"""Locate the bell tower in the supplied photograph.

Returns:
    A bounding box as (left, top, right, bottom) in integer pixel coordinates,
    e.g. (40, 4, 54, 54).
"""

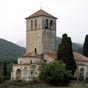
(26, 9, 57, 54)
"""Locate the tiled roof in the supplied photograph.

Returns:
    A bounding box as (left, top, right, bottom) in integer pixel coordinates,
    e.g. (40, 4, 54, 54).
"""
(13, 64, 29, 66)
(26, 9, 57, 19)
(44, 52, 57, 59)
(44, 52, 88, 62)
(13, 62, 42, 66)
(19, 53, 42, 58)
(73, 52, 88, 62)
(19, 52, 88, 62)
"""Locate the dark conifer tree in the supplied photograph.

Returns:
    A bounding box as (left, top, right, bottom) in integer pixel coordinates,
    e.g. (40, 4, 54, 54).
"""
(57, 33, 76, 75)
(83, 35, 88, 57)
(3, 61, 7, 79)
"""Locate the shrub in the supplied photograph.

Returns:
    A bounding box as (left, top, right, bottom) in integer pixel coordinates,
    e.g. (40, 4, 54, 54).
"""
(39, 61, 72, 86)
(9, 80, 30, 86)
(31, 77, 41, 84)
(0, 75, 5, 84)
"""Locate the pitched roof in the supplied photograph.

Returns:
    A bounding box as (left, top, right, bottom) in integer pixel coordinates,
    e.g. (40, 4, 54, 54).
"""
(13, 64, 29, 66)
(44, 52, 57, 59)
(13, 62, 42, 66)
(73, 52, 88, 62)
(19, 53, 42, 58)
(26, 9, 57, 19)
(44, 52, 88, 62)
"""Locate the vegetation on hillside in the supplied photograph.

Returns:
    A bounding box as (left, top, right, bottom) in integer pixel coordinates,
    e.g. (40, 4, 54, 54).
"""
(0, 39, 25, 62)
(0, 38, 25, 57)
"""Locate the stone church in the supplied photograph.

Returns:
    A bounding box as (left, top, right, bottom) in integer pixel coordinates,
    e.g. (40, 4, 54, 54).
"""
(11, 9, 88, 81)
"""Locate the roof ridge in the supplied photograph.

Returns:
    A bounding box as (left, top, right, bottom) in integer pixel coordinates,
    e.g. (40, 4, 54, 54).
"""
(26, 9, 57, 19)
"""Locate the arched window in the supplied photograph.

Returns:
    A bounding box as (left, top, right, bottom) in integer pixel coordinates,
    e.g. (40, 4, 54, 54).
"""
(45, 19, 48, 29)
(50, 20, 53, 30)
(16, 69, 21, 79)
(30, 64, 36, 70)
(35, 20, 37, 29)
(31, 20, 33, 30)
(79, 67, 84, 80)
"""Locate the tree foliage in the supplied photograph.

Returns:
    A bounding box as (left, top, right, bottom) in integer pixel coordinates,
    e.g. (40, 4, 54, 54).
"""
(3, 61, 7, 79)
(0, 75, 5, 84)
(83, 34, 88, 57)
(39, 61, 72, 86)
(7, 63, 13, 79)
(57, 33, 76, 75)
(56, 37, 83, 54)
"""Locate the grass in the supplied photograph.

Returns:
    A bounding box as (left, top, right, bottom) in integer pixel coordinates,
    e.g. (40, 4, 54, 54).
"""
(19, 87, 88, 88)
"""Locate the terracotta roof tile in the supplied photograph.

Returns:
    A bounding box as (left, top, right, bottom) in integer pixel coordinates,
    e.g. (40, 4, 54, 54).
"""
(73, 52, 88, 62)
(44, 52, 57, 59)
(44, 52, 88, 62)
(13, 62, 42, 66)
(26, 9, 57, 19)
(19, 53, 42, 58)
(13, 64, 29, 66)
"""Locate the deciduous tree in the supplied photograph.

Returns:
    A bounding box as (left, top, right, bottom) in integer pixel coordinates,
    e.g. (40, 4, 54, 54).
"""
(39, 61, 72, 86)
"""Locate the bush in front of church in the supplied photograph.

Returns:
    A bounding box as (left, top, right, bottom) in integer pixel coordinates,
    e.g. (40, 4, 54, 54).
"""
(39, 61, 72, 86)
(0, 75, 5, 84)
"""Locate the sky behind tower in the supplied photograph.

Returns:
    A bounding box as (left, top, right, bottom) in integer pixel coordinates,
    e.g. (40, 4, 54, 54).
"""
(0, 0, 88, 45)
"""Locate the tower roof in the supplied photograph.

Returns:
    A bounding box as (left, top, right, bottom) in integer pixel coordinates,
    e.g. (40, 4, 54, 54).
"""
(26, 9, 57, 19)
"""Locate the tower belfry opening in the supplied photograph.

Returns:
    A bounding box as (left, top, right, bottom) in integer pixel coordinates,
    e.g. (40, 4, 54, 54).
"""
(45, 19, 48, 29)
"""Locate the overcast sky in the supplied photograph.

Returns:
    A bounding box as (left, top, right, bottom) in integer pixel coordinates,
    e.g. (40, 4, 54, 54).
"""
(0, 0, 88, 44)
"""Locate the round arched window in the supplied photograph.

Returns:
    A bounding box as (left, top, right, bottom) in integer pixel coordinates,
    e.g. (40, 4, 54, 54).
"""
(45, 19, 48, 29)
(50, 20, 53, 30)
(16, 69, 21, 79)
(30, 64, 36, 70)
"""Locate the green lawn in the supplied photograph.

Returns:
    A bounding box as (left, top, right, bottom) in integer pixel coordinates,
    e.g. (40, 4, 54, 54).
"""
(19, 87, 88, 88)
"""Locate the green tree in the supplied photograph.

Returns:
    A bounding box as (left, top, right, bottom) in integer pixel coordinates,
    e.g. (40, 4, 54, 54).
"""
(83, 35, 88, 57)
(0, 75, 5, 84)
(7, 63, 13, 79)
(3, 61, 7, 79)
(39, 61, 72, 86)
(57, 33, 76, 75)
